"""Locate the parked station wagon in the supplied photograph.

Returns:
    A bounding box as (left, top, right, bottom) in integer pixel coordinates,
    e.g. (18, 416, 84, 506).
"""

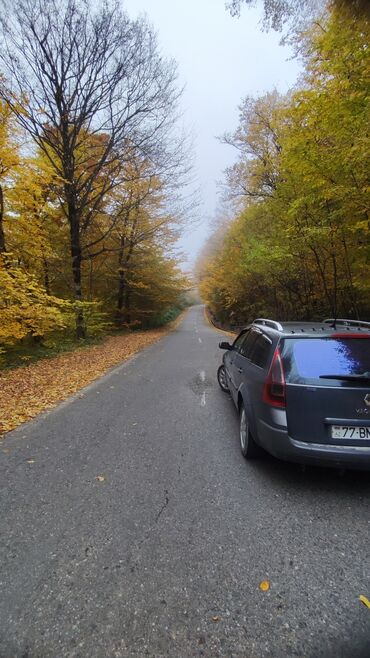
(218, 318, 370, 469)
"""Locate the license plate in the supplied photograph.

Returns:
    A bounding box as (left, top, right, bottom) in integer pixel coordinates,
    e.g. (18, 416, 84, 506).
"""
(331, 425, 370, 440)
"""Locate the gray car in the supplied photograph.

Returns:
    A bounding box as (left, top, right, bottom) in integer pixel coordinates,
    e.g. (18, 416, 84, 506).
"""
(218, 318, 370, 469)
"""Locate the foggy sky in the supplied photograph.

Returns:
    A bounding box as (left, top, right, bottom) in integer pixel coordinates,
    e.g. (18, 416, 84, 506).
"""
(123, 0, 301, 268)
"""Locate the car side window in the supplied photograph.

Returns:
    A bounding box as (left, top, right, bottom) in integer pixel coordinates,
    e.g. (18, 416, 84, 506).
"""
(239, 330, 258, 358)
(249, 333, 272, 368)
(233, 330, 248, 352)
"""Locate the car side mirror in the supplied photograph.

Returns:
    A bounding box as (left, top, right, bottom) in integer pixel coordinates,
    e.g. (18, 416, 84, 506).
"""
(219, 341, 232, 350)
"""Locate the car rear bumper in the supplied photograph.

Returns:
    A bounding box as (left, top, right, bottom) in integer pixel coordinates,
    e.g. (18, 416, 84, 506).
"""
(258, 420, 370, 470)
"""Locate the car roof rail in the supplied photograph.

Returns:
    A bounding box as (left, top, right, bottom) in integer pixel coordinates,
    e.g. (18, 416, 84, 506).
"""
(323, 318, 370, 329)
(253, 318, 283, 331)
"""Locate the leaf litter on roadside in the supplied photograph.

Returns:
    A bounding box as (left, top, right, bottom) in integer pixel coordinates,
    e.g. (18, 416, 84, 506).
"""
(0, 324, 178, 438)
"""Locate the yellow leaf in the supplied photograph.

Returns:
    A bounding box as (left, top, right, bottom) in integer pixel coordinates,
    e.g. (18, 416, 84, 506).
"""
(359, 595, 370, 610)
(26, 458, 35, 464)
(211, 615, 222, 623)
(96, 475, 105, 482)
(259, 580, 270, 592)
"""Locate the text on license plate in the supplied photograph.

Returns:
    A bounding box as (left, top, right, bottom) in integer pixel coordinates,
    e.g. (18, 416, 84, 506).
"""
(331, 425, 370, 440)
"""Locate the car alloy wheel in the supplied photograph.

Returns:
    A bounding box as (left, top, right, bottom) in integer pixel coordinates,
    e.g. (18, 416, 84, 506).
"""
(240, 406, 248, 453)
(217, 364, 229, 393)
(239, 403, 260, 459)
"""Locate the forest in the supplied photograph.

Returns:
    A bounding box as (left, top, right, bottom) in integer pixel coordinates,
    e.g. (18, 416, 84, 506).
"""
(197, 3, 370, 327)
(0, 0, 191, 364)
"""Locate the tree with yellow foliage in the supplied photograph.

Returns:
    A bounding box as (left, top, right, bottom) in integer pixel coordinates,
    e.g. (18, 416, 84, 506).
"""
(200, 3, 370, 325)
(0, 0, 182, 338)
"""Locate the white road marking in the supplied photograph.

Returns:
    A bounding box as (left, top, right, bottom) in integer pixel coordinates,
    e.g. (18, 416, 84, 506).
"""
(198, 337, 202, 344)
(200, 370, 205, 382)
(200, 392, 206, 407)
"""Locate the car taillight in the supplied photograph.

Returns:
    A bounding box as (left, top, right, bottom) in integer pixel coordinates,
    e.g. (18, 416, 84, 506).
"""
(263, 348, 286, 408)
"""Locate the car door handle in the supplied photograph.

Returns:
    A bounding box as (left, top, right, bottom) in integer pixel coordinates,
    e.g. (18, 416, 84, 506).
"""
(237, 367, 243, 374)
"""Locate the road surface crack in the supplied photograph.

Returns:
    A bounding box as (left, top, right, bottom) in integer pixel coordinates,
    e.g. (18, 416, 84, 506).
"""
(126, 488, 170, 572)
(155, 488, 169, 523)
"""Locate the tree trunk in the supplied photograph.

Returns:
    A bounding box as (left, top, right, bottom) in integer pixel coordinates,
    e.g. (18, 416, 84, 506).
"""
(308, 243, 335, 316)
(88, 259, 93, 301)
(116, 235, 125, 323)
(0, 184, 6, 254)
(341, 232, 359, 318)
(43, 256, 51, 295)
(125, 285, 131, 326)
(67, 194, 85, 339)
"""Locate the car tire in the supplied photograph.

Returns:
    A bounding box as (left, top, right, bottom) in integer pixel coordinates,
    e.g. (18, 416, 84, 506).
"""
(217, 365, 229, 393)
(239, 403, 260, 459)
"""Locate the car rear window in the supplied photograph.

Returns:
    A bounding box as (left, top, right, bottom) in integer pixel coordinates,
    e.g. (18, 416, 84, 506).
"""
(281, 336, 370, 385)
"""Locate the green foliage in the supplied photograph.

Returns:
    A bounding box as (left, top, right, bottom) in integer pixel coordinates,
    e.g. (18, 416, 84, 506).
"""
(143, 293, 191, 328)
(199, 5, 370, 325)
(145, 305, 183, 329)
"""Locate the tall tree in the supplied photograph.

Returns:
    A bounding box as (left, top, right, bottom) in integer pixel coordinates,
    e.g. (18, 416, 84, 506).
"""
(0, 0, 181, 337)
(0, 98, 19, 255)
(200, 3, 370, 324)
(221, 91, 284, 202)
(226, 0, 370, 42)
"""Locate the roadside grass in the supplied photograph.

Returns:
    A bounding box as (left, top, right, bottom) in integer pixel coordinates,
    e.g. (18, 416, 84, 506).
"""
(0, 313, 185, 438)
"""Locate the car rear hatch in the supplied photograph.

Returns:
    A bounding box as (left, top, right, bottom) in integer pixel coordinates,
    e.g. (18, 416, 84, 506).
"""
(280, 333, 370, 446)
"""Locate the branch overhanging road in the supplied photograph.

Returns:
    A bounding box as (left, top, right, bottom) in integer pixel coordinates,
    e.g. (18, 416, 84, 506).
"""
(1, 305, 370, 658)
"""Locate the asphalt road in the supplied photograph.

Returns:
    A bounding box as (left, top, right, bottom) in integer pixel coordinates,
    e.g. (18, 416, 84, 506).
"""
(1, 305, 370, 658)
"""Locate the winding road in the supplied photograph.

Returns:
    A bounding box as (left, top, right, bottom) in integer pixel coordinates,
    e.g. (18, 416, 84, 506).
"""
(1, 305, 370, 657)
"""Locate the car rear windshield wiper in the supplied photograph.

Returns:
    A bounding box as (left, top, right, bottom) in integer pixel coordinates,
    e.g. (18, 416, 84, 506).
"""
(319, 372, 370, 382)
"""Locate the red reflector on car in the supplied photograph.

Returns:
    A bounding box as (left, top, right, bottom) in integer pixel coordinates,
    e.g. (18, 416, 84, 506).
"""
(263, 348, 286, 408)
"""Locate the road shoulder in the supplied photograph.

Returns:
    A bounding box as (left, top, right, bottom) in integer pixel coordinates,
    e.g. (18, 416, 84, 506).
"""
(0, 313, 186, 438)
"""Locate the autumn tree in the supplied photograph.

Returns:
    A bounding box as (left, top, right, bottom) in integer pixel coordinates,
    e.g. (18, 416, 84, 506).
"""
(227, 0, 321, 31)
(0, 256, 70, 345)
(275, 3, 370, 316)
(221, 91, 284, 202)
(0, 97, 19, 255)
(226, 0, 369, 31)
(200, 3, 370, 325)
(0, 0, 182, 338)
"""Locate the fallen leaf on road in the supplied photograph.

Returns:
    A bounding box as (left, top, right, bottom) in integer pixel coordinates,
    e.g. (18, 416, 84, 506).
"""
(359, 595, 370, 609)
(259, 580, 270, 592)
(96, 475, 105, 482)
(211, 615, 222, 623)
(26, 459, 35, 464)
